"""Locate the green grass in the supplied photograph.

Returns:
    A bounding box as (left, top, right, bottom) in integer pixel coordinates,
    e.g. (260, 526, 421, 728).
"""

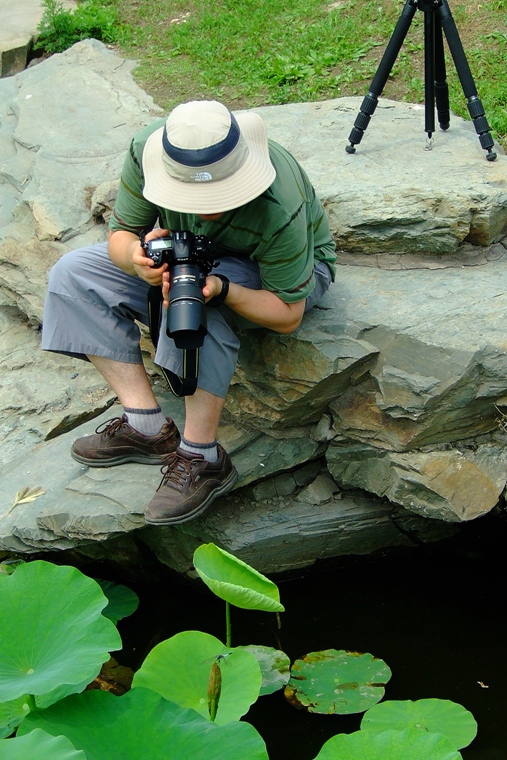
(109, 0, 506, 149)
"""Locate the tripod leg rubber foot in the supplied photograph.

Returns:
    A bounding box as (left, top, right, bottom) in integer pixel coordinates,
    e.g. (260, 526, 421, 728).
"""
(345, 144, 356, 154)
(486, 151, 497, 162)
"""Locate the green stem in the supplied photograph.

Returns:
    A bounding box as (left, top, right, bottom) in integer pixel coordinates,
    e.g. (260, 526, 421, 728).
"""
(26, 694, 37, 712)
(225, 601, 231, 648)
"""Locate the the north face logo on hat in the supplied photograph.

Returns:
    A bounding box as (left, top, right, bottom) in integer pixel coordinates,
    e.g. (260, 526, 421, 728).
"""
(191, 171, 213, 182)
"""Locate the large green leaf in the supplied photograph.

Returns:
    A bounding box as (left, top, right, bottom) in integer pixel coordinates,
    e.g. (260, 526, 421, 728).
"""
(0, 560, 121, 703)
(361, 699, 477, 750)
(193, 543, 284, 612)
(238, 645, 291, 696)
(314, 728, 463, 759)
(20, 687, 269, 760)
(132, 630, 262, 724)
(0, 729, 86, 759)
(285, 649, 392, 715)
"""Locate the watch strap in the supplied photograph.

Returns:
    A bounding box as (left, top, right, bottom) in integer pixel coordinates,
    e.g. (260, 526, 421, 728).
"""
(207, 274, 230, 308)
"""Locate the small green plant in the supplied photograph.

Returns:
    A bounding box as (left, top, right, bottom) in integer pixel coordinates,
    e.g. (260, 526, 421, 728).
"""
(193, 542, 285, 647)
(35, 0, 125, 56)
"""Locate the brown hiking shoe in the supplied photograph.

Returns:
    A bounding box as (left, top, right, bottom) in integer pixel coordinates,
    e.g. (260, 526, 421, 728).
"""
(71, 415, 180, 467)
(144, 444, 238, 525)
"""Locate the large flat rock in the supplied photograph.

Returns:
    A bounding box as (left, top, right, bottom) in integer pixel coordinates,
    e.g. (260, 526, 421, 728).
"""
(256, 98, 507, 254)
(3, 247, 507, 570)
(0, 396, 457, 574)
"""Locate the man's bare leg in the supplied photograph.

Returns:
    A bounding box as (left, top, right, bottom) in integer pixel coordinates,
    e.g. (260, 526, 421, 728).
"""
(183, 387, 225, 443)
(87, 355, 159, 409)
(86, 355, 170, 437)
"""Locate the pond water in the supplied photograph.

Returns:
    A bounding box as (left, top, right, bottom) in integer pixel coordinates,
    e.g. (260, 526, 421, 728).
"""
(115, 510, 507, 760)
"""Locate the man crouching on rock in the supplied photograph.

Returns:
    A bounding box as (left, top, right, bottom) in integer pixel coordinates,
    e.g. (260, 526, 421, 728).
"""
(41, 100, 336, 526)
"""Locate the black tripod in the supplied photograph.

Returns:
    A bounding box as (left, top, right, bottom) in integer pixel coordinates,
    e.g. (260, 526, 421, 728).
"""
(345, 0, 497, 161)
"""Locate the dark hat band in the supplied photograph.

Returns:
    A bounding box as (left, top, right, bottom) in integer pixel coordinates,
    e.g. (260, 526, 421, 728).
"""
(162, 112, 241, 167)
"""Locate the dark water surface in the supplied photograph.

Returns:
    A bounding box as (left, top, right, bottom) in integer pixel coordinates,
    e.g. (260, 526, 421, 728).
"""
(116, 512, 507, 760)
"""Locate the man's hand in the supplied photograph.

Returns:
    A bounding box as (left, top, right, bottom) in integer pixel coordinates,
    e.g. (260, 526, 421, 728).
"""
(162, 272, 223, 310)
(108, 228, 170, 283)
(133, 229, 170, 285)
(203, 275, 226, 303)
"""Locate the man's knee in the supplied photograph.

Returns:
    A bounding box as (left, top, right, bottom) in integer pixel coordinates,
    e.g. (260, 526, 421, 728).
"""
(47, 244, 106, 291)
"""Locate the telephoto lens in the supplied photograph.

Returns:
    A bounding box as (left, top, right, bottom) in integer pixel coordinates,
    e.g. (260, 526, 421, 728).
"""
(166, 231, 214, 349)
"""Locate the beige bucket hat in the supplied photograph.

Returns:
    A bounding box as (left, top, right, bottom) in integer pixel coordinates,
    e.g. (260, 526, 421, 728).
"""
(142, 100, 276, 214)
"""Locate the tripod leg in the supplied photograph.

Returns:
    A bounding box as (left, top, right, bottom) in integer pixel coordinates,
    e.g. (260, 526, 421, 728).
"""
(346, 0, 417, 154)
(424, 9, 435, 139)
(437, 0, 497, 160)
(434, 16, 450, 130)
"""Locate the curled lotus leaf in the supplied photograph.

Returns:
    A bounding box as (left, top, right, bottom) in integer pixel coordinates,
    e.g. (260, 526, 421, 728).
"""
(285, 649, 392, 715)
(96, 579, 139, 624)
(193, 543, 284, 612)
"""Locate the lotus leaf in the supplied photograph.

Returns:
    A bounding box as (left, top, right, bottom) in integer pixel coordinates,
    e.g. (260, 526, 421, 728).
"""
(193, 543, 284, 612)
(0, 560, 121, 704)
(361, 698, 477, 749)
(0, 728, 86, 759)
(132, 630, 262, 724)
(20, 687, 269, 759)
(285, 649, 392, 715)
(239, 645, 291, 696)
(313, 727, 463, 759)
(96, 579, 139, 624)
(0, 696, 30, 739)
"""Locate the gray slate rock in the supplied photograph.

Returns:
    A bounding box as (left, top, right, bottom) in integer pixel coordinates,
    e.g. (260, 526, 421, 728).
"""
(256, 99, 507, 253)
(0, 39, 161, 322)
(0, 308, 115, 468)
(0, 398, 455, 571)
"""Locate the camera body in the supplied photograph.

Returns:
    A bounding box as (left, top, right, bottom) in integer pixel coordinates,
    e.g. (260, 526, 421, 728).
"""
(143, 230, 214, 270)
(141, 230, 216, 350)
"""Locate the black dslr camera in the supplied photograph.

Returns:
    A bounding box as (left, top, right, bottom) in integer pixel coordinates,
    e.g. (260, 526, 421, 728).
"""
(141, 230, 215, 350)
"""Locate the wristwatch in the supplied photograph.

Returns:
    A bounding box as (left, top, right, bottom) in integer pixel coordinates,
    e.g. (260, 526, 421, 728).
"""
(207, 274, 230, 308)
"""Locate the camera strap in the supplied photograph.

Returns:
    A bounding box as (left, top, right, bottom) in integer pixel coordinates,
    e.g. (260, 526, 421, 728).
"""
(147, 286, 199, 397)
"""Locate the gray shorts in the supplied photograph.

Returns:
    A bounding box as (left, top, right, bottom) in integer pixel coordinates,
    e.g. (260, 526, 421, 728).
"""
(42, 242, 332, 398)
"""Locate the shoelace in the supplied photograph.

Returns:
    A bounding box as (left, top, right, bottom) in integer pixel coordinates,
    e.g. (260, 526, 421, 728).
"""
(158, 452, 201, 492)
(95, 417, 128, 437)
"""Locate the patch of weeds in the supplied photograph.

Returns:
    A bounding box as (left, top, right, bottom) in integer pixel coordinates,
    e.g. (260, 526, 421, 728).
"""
(35, 0, 128, 56)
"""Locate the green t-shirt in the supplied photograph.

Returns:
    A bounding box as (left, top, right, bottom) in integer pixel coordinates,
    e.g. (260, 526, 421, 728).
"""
(110, 118, 336, 303)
